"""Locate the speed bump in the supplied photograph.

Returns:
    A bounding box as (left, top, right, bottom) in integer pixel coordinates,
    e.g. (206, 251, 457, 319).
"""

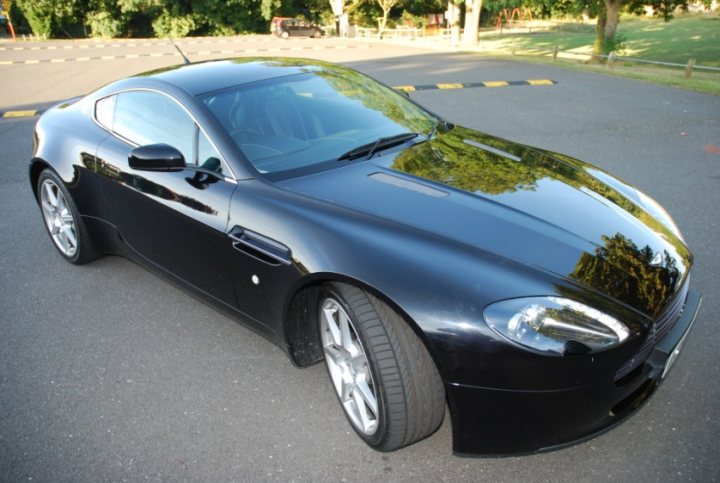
(1, 110, 40, 118)
(436, 83, 464, 89)
(395, 80, 556, 92)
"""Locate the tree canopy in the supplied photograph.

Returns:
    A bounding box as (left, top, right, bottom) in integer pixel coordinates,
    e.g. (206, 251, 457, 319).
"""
(12, 0, 327, 37)
(9, 0, 714, 40)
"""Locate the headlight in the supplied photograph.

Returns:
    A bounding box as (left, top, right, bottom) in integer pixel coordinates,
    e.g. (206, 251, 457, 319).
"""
(484, 297, 630, 356)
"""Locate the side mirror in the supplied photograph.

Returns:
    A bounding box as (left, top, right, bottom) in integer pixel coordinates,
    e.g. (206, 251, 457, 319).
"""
(128, 144, 185, 171)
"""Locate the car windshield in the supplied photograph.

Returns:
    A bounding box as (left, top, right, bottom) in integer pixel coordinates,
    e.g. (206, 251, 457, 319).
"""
(201, 68, 437, 176)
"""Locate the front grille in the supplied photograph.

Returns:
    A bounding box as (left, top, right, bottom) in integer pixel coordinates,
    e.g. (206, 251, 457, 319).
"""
(615, 277, 690, 381)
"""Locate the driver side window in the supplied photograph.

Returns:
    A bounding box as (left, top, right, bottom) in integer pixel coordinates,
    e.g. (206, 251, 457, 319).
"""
(96, 90, 224, 175)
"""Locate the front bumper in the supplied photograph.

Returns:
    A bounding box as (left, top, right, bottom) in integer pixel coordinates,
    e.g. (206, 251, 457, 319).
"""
(447, 289, 702, 456)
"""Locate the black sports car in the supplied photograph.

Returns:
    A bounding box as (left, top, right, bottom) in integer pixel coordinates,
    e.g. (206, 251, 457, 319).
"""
(30, 58, 701, 455)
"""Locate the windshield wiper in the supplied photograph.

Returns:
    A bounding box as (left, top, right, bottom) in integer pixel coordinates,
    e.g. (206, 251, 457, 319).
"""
(337, 132, 419, 161)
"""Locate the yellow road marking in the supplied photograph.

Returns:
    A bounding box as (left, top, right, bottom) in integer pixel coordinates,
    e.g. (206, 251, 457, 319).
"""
(436, 83, 464, 89)
(126, 54, 139, 58)
(527, 79, 554, 86)
(0, 60, 13, 65)
(395, 85, 416, 92)
(3, 110, 37, 118)
(483, 81, 509, 87)
(150, 52, 163, 57)
(50, 58, 66, 63)
(24, 60, 40, 64)
(101, 55, 115, 60)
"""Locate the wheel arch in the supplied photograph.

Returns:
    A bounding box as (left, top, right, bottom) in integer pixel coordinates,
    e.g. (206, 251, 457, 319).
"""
(29, 158, 53, 200)
(282, 272, 448, 381)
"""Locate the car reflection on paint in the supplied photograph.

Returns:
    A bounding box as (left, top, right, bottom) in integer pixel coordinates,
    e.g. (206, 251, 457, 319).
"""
(29, 58, 701, 455)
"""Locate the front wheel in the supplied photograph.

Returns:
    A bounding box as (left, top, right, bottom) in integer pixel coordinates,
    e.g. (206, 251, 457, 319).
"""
(280, 31, 289, 39)
(319, 282, 445, 451)
(37, 169, 99, 265)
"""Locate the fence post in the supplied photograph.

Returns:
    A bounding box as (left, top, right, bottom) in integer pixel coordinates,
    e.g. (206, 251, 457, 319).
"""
(552, 45, 558, 62)
(606, 51, 616, 69)
(684, 58, 696, 79)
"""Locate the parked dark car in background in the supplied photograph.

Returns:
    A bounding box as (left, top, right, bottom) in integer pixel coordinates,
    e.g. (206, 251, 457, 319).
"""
(29, 58, 701, 455)
(275, 19, 324, 38)
(269, 16, 291, 34)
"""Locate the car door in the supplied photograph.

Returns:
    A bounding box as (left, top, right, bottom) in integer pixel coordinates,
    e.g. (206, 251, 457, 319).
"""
(299, 21, 313, 36)
(93, 90, 239, 308)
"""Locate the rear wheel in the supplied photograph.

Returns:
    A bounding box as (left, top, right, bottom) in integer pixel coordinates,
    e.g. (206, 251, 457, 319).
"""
(318, 282, 445, 451)
(37, 169, 99, 265)
(312, 30, 322, 39)
(281, 31, 289, 39)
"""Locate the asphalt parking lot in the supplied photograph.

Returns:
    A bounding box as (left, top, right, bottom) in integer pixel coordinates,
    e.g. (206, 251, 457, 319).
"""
(1, 35, 719, 481)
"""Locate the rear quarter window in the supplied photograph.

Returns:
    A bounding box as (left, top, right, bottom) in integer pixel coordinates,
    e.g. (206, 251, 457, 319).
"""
(95, 95, 116, 130)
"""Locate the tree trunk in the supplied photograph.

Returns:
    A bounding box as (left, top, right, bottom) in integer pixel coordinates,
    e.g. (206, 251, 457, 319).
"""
(603, 0, 622, 39)
(592, 11, 607, 56)
(330, 0, 343, 35)
(379, 8, 389, 38)
(462, 0, 483, 47)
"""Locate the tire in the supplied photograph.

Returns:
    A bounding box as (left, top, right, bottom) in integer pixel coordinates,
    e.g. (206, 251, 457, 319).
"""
(312, 30, 322, 39)
(318, 282, 445, 451)
(281, 31, 289, 39)
(37, 169, 99, 265)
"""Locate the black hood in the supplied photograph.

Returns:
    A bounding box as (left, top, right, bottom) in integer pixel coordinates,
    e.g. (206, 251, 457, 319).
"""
(279, 126, 692, 318)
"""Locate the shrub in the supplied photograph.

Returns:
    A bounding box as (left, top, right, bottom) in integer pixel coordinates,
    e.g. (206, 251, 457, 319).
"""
(87, 11, 123, 38)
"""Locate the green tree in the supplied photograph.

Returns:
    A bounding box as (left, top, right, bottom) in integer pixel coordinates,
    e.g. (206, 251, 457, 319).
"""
(16, 0, 87, 37)
(377, 0, 402, 37)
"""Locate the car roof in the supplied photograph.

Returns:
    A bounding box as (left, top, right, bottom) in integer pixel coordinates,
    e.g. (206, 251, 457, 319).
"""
(134, 58, 328, 97)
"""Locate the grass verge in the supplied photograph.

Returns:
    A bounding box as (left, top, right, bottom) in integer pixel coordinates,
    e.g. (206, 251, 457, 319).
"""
(472, 15, 720, 95)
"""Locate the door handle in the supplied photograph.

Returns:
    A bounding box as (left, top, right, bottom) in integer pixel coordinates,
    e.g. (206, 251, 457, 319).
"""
(228, 226, 292, 266)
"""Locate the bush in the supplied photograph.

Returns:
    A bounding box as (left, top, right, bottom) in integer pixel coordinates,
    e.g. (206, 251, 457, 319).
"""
(152, 13, 196, 38)
(602, 33, 627, 55)
(87, 11, 123, 38)
(401, 11, 428, 28)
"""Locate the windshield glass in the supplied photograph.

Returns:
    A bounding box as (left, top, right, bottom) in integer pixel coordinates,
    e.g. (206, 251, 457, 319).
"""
(201, 69, 437, 176)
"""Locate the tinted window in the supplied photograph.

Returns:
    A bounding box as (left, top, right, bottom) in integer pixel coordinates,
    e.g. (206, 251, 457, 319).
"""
(198, 129, 223, 174)
(95, 95, 116, 130)
(202, 70, 436, 176)
(113, 91, 195, 164)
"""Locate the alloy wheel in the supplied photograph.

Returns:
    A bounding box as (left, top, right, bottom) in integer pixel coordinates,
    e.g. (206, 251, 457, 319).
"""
(320, 297, 379, 436)
(40, 179, 78, 257)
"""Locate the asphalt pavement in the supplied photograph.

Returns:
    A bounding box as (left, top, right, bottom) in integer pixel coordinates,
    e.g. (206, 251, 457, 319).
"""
(1, 35, 719, 481)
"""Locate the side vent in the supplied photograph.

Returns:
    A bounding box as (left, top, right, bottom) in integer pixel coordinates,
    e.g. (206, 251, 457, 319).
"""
(369, 172, 448, 198)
